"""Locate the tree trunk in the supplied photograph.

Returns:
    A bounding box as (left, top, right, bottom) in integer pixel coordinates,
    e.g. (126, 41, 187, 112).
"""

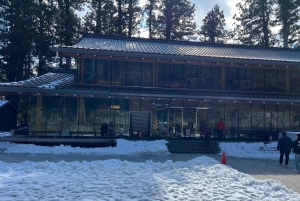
(96, 0, 102, 34)
(165, 0, 171, 40)
(149, 0, 153, 38)
(128, 0, 133, 37)
(118, 0, 122, 36)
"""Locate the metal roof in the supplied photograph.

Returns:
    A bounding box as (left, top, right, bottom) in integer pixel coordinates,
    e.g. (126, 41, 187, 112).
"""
(59, 34, 300, 63)
(0, 72, 74, 89)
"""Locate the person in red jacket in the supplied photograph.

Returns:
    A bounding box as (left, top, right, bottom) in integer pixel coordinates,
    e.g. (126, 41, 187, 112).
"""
(216, 119, 225, 140)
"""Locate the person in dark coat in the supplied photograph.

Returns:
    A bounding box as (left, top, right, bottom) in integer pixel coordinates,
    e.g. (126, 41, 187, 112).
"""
(216, 119, 225, 140)
(277, 131, 293, 167)
(292, 133, 300, 173)
(202, 124, 211, 145)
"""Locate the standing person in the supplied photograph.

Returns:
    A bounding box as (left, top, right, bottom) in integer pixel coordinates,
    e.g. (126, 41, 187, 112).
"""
(277, 131, 293, 167)
(216, 119, 225, 140)
(108, 122, 114, 136)
(202, 124, 211, 145)
(292, 133, 300, 173)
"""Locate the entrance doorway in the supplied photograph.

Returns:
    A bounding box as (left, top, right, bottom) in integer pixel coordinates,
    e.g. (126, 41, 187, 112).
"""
(169, 107, 210, 137)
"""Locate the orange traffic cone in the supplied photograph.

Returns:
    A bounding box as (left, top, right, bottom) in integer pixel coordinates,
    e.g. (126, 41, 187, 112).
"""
(221, 152, 226, 165)
(269, 133, 272, 141)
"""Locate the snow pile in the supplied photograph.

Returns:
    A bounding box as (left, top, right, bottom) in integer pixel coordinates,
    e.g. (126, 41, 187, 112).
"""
(0, 157, 299, 201)
(1, 139, 170, 156)
(219, 141, 284, 160)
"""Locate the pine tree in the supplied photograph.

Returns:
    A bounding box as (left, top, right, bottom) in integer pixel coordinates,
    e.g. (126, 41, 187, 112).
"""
(116, 0, 142, 37)
(155, 0, 197, 40)
(274, 0, 300, 48)
(32, 0, 58, 76)
(199, 4, 226, 43)
(233, 0, 277, 46)
(55, 0, 84, 67)
(144, 0, 159, 38)
(82, 0, 118, 35)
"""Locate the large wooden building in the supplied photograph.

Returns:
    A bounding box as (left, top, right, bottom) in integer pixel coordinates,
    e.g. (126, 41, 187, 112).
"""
(1, 33, 300, 140)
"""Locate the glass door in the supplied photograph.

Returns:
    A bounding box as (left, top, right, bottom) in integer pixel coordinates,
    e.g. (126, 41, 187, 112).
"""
(196, 108, 210, 137)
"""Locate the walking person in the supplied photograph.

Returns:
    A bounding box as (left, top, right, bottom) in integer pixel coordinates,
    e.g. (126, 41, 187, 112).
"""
(292, 133, 300, 173)
(277, 131, 293, 167)
(202, 124, 211, 145)
(216, 119, 225, 140)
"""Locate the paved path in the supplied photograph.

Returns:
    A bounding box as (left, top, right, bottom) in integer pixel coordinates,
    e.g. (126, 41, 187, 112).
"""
(0, 151, 299, 194)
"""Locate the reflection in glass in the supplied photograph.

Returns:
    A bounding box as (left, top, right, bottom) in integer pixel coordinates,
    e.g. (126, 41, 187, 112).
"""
(225, 103, 238, 138)
(252, 104, 264, 129)
(253, 69, 264, 91)
(289, 105, 300, 131)
(278, 105, 289, 131)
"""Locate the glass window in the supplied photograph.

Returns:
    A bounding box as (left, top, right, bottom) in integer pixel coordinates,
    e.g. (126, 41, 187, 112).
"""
(190, 65, 198, 89)
(84, 58, 96, 84)
(211, 66, 221, 90)
(45, 96, 63, 132)
(278, 105, 289, 131)
(224, 103, 238, 138)
(239, 68, 252, 91)
(141, 62, 153, 87)
(105, 60, 112, 85)
(210, 102, 224, 130)
(238, 103, 251, 131)
(182, 65, 191, 88)
(96, 59, 105, 84)
(278, 70, 286, 92)
(157, 63, 164, 87)
(79, 98, 96, 133)
(95, 98, 111, 133)
(172, 64, 183, 88)
(198, 66, 211, 89)
(290, 70, 300, 93)
(265, 69, 278, 92)
(265, 104, 277, 134)
(226, 67, 238, 90)
(289, 105, 300, 131)
(253, 69, 264, 91)
(252, 104, 264, 130)
(63, 97, 78, 133)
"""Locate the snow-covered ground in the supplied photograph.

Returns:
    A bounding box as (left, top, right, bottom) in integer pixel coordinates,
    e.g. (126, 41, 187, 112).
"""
(0, 133, 299, 201)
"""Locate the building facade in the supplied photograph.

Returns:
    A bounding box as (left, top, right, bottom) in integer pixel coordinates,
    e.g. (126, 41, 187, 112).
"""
(2, 34, 300, 140)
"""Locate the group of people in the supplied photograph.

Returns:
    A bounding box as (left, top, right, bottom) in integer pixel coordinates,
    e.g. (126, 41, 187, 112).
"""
(277, 132, 300, 173)
(100, 122, 115, 136)
(201, 119, 226, 145)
